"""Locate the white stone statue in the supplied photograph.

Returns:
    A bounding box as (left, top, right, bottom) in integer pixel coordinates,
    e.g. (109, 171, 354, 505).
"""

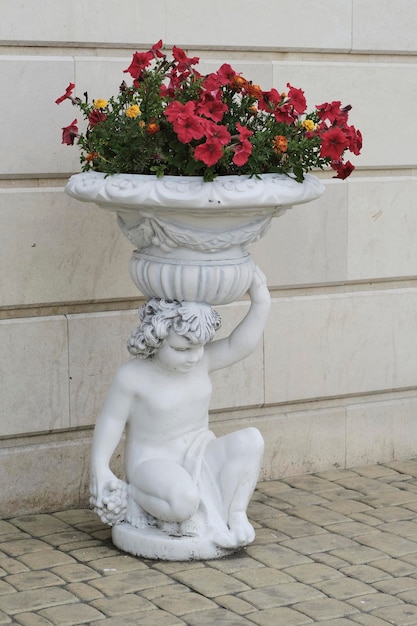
(89, 266, 271, 560)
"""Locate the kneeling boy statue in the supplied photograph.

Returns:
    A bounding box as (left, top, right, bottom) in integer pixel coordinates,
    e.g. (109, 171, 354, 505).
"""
(89, 266, 271, 560)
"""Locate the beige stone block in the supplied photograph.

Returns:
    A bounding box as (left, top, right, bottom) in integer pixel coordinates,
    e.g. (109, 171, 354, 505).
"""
(0, 56, 78, 176)
(0, 430, 125, 518)
(68, 310, 138, 428)
(265, 288, 417, 404)
(0, 316, 69, 436)
(0, 0, 165, 46)
(1, 0, 351, 51)
(73, 56, 130, 105)
(259, 409, 346, 479)
(251, 180, 347, 287)
(212, 408, 346, 480)
(0, 436, 90, 518)
(347, 177, 417, 281)
(353, 0, 417, 53)
(272, 61, 417, 169)
(0, 188, 138, 307)
(346, 396, 417, 468)
(210, 301, 265, 410)
(165, 0, 352, 51)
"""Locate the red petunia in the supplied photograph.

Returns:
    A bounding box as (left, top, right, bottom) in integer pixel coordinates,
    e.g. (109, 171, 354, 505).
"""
(236, 122, 253, 142)
(320, 127, 349, 160)
(332, 160, 355, 179)
(287, 83, 307, 114)
(151, 39, 165, 59)
(61, 119, 79, 145)
(232, 139, 252, 166)
(172, 46, 199, 71)
(346, 126, 363, 155)
(164, 100, 186, 122)
(194, 138, 224, 166)
(88, 110, 107, 126)
(258, 88, 281, 113)
(166, 101, 205, 143)
(124, 50, 153, 79)
(203, 120, 231, 145)
(203, 64, 235, 92)
(316, 101, 348, 124)
(55, 83, 75, 105)
(274, 102, 296, 125)
(197, 94, 228, 122)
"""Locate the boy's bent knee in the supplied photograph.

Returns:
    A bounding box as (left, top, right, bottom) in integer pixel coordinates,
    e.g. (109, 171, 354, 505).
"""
(166, 483, 199, 522)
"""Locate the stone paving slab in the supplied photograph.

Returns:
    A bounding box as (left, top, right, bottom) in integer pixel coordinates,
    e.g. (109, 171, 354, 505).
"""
(1, 459, 417, 625)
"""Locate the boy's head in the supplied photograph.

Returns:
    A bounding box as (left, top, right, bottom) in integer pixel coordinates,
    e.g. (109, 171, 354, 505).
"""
(128, 298, 222, 358)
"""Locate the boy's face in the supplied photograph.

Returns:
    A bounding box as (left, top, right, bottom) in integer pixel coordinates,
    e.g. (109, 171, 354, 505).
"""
(154, 329, 204, 373)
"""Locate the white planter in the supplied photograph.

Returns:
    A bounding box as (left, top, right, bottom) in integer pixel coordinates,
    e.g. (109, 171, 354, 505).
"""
(65, 171, 325, 304)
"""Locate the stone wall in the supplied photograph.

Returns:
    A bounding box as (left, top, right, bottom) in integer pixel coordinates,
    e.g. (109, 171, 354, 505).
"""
(1, 0, 417, 516)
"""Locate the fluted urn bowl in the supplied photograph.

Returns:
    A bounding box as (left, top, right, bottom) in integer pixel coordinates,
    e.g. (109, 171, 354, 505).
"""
(65, 172, 325, 305)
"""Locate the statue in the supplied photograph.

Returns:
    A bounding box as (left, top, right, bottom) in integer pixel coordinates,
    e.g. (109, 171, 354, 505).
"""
(89, 266, 271, 560)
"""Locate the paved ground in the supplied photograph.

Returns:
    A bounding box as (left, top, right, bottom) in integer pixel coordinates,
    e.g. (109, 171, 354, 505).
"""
(2, 459, 417, 625)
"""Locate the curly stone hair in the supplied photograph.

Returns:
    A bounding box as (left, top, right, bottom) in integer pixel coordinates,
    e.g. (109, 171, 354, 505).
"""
(127, 298, 222, 358)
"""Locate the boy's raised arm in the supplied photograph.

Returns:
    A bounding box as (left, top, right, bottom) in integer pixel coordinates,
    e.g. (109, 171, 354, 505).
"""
(205, 266, 271, 372)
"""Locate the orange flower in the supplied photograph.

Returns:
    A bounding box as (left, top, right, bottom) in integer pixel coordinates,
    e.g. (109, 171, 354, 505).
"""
(138, 120, 146, 128)
(273, 135, 288, 154)
(246, 83, 263, 99)
(85, 151, 99, 162)
(146, 122, 160, 135)
(230, 74, 248, 91)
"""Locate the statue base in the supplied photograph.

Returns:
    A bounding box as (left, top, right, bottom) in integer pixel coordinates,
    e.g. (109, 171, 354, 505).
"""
(112, 522, 237, 561)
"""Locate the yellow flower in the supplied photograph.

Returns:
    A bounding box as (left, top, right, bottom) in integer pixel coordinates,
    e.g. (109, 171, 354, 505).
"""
(126, 104, 141, 118)
(93, 99, 108, 109)
(302, 119, 315, 132)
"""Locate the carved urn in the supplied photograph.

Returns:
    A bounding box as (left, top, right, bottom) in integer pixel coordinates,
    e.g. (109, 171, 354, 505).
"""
(65, 171, 325, 304)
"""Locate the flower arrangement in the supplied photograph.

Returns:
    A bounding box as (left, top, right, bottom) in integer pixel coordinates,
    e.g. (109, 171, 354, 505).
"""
(56, 40, 362, 182)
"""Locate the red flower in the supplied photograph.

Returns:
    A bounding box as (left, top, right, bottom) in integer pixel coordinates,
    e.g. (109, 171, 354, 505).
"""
(316, 101, 350, 124)
(88, 110, 106, 126)
(61, 119, 79, 145)
(217, 63, 235, 82)
(258, 88, 282, 112)
(332, 160, 355, 179)
(233, 139, 252, 166)
(164, 100, 185, 122)
(166, 101, 205, 143)
(274, 102, 296, 125)
(197, 94, 228, 122)
(346, 126, 362, 155)
(151, 39, 165, 59)
(194, 138, 223, 166)
(203, 121, 231, 145)
(287, 83, 307, 114)
(236, 122, 252, 142)
(172, 46, 199, 71)
(203, 64, 237, 92)
(320, 127, 349, 160)
(124, 50, 153, 79)
(55, 83, 75, 105)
